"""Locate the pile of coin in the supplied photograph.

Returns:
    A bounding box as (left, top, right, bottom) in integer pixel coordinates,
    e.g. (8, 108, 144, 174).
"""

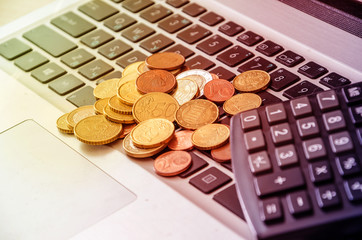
(57, 52, 270, 177)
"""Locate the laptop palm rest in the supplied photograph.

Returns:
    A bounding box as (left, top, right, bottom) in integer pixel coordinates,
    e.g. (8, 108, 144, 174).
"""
(0, 119, 136, 240)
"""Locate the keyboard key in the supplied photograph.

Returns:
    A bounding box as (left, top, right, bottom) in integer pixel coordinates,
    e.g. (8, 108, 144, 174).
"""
(31, 62, 66, 83)
(199, 11, 224, 26)
(177, 24, 212, 44)
(322, 110, 346, 132)
(196, 35, 232, 55)
(290, 96, 312, 118)
(275, 144, 298, 167)
(51, 12, 96, 37)
(343, 82, 362, 104)
(48, 74, 85, 95)
(0, 38, 31, 60)
(98, 39, 132, 60)
(104, 13, 137, 32)
(179, 152, 208, 178)
(240, 109, 260, 131)
(78, 0, 118, 21)
(185, 55, 215, 70)
(336, 154, 361, 177)
(269, 68, 300, 91)
(140, 34, 174, 53)
(283, 80, 323, 99)
(237, 57, 277, 73)
(286, 190, 312, 215)
(213, 185, 245, 219)
(296, 116, 320, 139)
(315, 184, 340, 209)
(66, 86, 96, 107)
(349, 105, 362, 125)
(122, 23, 155, 42)
(158, 14, 192, 33)
(257, 91, 282, 106)
(23, 25, 77, 57)
(298, 61, 328, 79)
(116, 50, 148, 68)
(260, 197, 283, 222)
(248, 151, 271, 174)
(302, 138, 327, 160)
(216, 45, 253, 67)
(344, 177, 362, 202)
(265, 103, 287, 124)
(80, 29, 114, 49)
(256, 40, 283, 57)
(60, 48, 95, 68)
(320, 72, 351, 89)
(14, 51, 48, 72)
(329, 131, 353, 154)
(276, 50, 305, 67)
(209, 66, 235, 81)
(164, 44, 194, 58)
(218, 21, 244, 36)
(309, 160, 333, 183)
(189, 167, 231, 194)
(316, 90, 339, 111)
(357, 128, 362, 145)
(78, 59, 114, 80)
(98, 71, 122, 83)
(122, 0, 154, 13)
(254, 168, 305, 196)
(182, 3, 206, 17)
(166, 0, 189, 8)
(244, 129, 265, 153)
(270, 123, 293, 145)
(140, 4, 172, 23)
(237, 31, 263, 46)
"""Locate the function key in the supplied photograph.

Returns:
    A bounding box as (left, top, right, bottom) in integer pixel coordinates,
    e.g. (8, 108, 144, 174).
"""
(283, 80, 323, 99)
(248, 151, 272, 174)
(48, 74, 85, 96)
(322, 110, 346, 132)
(237, 31, 263, 46)
(270, 123, 293, 145)
(14, 51, 48, 72)
(275, 144, 298, 167)
(189, 167, 231, 193)
(216, 45, 254, 67)
(302, 138, 327, 160)
(199, 11, 224, 26)
(60, 48, 95, 69)
(218, 21, 244, 36)
(158, 14, 192, 33)
(344, 177, 362, 202)
(269, 68, 300, 91)
(244, 129, 266, 152)
(286, 190, 312, 216)
(164, 44, 194, 58)
(296, 116, 320, 139)
(80, 29, 114, 49)
(185, 55, 215, 70)
(329, 131, 354, 154)
(343, 82, 362, 104)
(31, 62, 66, 83)
(319, 72, 351, 89)
(140, 34, 174, 53)
(122, 0, 154, 13)
(196, 35, 232, 55)
(336, 154, 361, 177)
(166, 0, 189, 8)
(276, 50, 305, 67)
(121, 23, 155, 42)
(256, 40, 284, 57)
(265, 103, 287, 124)
(0, 38, 31, 60)
(315, 184, 340, 209)
(260, 197, 283, 222)
(349, 105, 362, 125)
(240, 109, 260, 131)
(309, 160, 333, 183)
(182, 3, 206, 17)
(209, 66, 236, 81)
(298, 61, 328, 79)
(290, 96, 312, 118)
(66, 86, 96, 107)
(177, 24, 212, 44)
(316, 90, 339, 111)
(78, 59, 113, 80)
(51, 12, 96, 38)
(104, 13, 137, 32)
(140, 4, 172, 23)
(237, 56, 277, 73)
(78, 1, 118, 21)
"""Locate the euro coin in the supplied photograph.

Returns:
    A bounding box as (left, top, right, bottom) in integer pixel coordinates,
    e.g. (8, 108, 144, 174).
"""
(123, 61, 144, 76)
(94, 98, 109, 115)
(223, 93, 262, 115)
(167, 130, 194, 151)
(123, 133, 167, 158)
(172, 78, 199, 105)
(176, 69, 213, 96)
(146, 52, 185, 70)
(191, 123, 230, 150)
(119, 123, 137, 139)
(104, 105, 135, 124)
(204, 79, 235, 103)
(66, 105, 96, 129)
(93, 78, 119, 99)
(233, 70, 270, 93)
(108, 95, 133, 114)
(117, 79, 143, 106)
(153, 151, 192, 176)
(117, 71, 139, 88)
(56, 113, 73, 134)
(211, 142, 231, 162)
(136, 70, 177, 94)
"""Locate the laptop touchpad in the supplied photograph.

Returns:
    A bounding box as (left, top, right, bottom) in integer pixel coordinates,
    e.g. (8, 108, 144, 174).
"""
(0, 120, 136, 240)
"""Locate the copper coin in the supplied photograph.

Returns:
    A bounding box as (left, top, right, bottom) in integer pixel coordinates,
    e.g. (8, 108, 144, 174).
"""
(211, 142, 231, 162)
(211, 73, 219, 79)
(153, 151, 192, 177)
(204, 79, 235, 103)
(119, 123, 137, 138)
(136, 70, 177, 94)
(167, 130, 194, 151)
(146, 52, 185, 70)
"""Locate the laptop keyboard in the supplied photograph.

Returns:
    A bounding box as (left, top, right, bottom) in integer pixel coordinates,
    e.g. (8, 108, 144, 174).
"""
(0, 0, 358, 237)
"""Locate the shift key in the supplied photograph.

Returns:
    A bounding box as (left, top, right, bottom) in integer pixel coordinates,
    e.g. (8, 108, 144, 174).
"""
(23, 25, 77, 57)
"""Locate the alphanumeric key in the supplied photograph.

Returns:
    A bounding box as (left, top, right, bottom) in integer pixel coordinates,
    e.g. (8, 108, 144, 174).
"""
(164, 44, 194, 58)
(0, 38, 31, 60)
(298, 61, 328, 79)
(104, 13, 137, 32)
(323, 110, 346, 132)
(216, 45, 253, 67)
(248, 151, 271, 174)
(260, 198, 283, 222)
(78, 59, 113, 80)
(320, 72, 351, 89)
(177, 24, 212, 44)
(218, 21, 244, 36)
(209, 66, 235, 81)
(66, 86, 96, 107)
(275, 144, 298, 167)
(182, 2, 206, 17)
(98, 39, 132, 60)
(266, 103, 287, 124)
(196, 35, 232, 55)
(122, 0, 154, 13)
(315, 184, 340, 209)
(14, 51, 48, 72)
(269, 68, 300, 91)
(283, 80, 323, 99)
(140, 4, 172, 23)
(158, 14, 192, 33)
(185, 55, 215, 70)
(60, 48, 95, 68)
(80, 29, 114, 48)
(302, 138, 327, 160)
(240, 109, 260, 131)
(237, 57, 276, 73)
(276, 50, 305, 67)
(78, 1, 118, 21)
(297, 116, 320, 139)
(256, 40, 283, 57)
(51, 12, 96, 37)
(270, 123, 293, 145)
(237, 31, 263, 46)
(316, 90, 339, 111)
(166, 0, 189, 8)
(344, 177, 362, 202)
(336, 154, 361, 177)
(329, 131, 354, 154)
(200, 11, 224, 26)
(286, 191, 312, 216)
(116, 50, 148, 68)
(309, 160, 333, 183)
(31, 62, 66, 83)
(121, 23, 155, 42)
(349, 105, 362, 125)
(290, 96, 312, 118)
(343, 82, 362, 104)
(257, 91, 282, 106)
(48, 74, 85, 95)
(140, 34, 174, 53)
(189, 167, 231, 193)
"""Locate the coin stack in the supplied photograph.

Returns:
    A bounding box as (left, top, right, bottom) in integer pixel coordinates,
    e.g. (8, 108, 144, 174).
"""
(57, 52, 270, 177)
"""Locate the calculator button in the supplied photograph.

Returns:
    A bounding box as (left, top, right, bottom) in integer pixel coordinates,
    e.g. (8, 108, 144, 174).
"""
(322, 110, 346, 132)
(336, 154, 361, 177)
(189, 167, 231, 193)
(244, 129, 265, 152)
(237, 31, 263, 46)
(260, 197, 283, 222)
(342, 82, 362, 104)
(286, 190, 312, 216)
(270, 123, 293, 145)
(283, 80, 323, 99)
(320, 72, 351, 89)
(329, 131, 353, 154)
(302, 138, 327, 160)
(265, 103, 287, 124)
(276, 50, 305, 67)
(275, 144, 298, 167)
(240, 109, 260, 131)
(316, 90, 339, 111)
(269, 68, 300, 92)
(349, 105, 362, 125)
(297, 116, 320, 139)
(254, 168, 305, 196)
(218, 21, 244, 36)
(290, 96, 312, 118)
(298, 61, 328, 79)
(315, 184, 340, 209)
(248, 151, 272, 174)
(309, 160, 333, 183)
(344, 177, 362, 202)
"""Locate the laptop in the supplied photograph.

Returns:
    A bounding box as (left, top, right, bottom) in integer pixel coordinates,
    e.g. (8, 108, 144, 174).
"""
(0, 0, 361, 239)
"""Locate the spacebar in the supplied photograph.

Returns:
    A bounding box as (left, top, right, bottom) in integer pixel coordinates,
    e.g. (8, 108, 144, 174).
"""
(23, 25, 77, 57)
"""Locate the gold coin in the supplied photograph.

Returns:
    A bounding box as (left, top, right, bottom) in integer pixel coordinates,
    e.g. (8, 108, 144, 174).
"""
(108, 95, 133, 114)
(117, 71, 139, 88)
(104, 105, 135, 124)
(123, 61, 144, 76)
(93, 78, 119, 99)
(56, 113, 73, 134)
(117, 80, 143, 106)
(175, 99, 219, 130)
(130, 118, 175, 148)
(94, 98, 109, 115)
(191, 123, 230, 150)
(172, 79, 199, 105)
(137, 61, 149, 74)
(66, 105, 96, 129)
(74, 115, 122, 145)
(233, 70, 270, 93)
(123, 134, 167, 158)
(132, 92, 179, 123)
(223, 93, 262, 115)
